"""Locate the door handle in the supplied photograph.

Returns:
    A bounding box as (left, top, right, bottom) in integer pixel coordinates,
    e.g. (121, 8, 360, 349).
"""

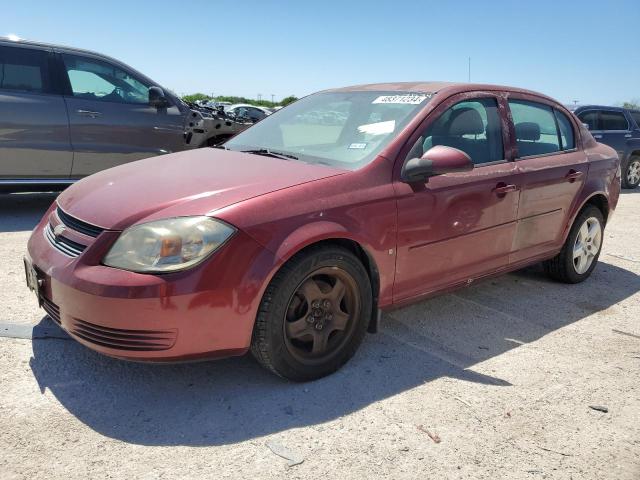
(76, 109, 102, 118)
(592, 134, 603, 139)
(493, 183, 518, 196)
(565, 170, 584, 182)
(625, 133, 633, 138)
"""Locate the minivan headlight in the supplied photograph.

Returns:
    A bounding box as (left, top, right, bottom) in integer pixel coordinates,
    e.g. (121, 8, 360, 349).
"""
(103, 217, 235, 273)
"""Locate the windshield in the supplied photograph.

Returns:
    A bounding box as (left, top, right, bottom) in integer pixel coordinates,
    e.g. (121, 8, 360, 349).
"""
(225, 91, 431, 170)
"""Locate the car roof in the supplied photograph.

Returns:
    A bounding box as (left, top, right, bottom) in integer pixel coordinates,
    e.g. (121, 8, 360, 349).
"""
(324, 81, 559, 102)
(574, 105, 627, 113)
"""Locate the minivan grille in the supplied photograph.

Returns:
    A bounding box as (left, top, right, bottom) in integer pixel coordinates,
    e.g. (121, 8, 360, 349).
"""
(56, 207, 105, 238)
(45, 224, 86, 257)
(70, 319, 177, 351)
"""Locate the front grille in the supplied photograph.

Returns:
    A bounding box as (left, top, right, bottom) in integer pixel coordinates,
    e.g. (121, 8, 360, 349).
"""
(45, 224, 86, 257)
(42, 297, 61, 325)
(56, 207, 105, 238)
(69, 319, 177, 351)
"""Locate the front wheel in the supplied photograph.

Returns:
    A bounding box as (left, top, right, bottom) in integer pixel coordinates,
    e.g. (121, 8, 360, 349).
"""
(251, 246, 372, 381)
(622, 155, 640, 189)
(543, 205, 604, 283)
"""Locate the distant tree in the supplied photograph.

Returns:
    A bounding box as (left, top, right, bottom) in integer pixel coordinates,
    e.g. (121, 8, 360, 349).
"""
(280, 95, 299, 106)
(182, 93, 212, 103)
(622, 100, 640, 110)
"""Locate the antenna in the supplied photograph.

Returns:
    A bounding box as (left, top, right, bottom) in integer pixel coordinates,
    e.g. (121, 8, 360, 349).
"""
(468, 57, 471, 82)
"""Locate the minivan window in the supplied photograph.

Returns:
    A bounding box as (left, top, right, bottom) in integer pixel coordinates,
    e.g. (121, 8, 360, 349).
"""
(554, 109, 575, 150)
(62, 54, 149, 104)
(600, 111, 629, 131)
(509, 100, 560, 157)
(405, 98, 504, 165)
(631, 112, 640, 129)
(0, 45, 51, 94)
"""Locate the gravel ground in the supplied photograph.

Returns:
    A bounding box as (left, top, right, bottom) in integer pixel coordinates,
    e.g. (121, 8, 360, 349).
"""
(1, 191, 639, 479)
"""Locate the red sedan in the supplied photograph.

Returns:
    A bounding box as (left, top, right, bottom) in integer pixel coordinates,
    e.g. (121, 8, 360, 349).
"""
(25, 82, 620, 381)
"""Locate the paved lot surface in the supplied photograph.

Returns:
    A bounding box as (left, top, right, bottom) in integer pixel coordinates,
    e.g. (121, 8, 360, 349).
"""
(1, 191, 639, 479)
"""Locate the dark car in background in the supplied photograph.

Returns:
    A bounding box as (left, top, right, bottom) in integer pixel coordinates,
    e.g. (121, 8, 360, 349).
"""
(0, 37, 250, 192)
(574, 105, 640, 189)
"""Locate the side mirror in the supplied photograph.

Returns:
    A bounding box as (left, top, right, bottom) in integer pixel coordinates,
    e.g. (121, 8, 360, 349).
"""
(149, 86, 169, 108)
(401, 145, 473, 183)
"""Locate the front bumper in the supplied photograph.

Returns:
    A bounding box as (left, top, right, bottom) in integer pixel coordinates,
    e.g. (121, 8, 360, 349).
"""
(26, 206, 277, 362)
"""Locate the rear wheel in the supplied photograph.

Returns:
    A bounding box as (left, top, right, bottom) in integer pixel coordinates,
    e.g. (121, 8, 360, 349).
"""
(543, 205, 604, 283)
(622, 155, 640, 189)
(251, 246, 372, 381)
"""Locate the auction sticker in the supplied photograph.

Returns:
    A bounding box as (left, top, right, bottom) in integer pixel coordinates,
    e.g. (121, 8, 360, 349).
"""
(372, 94, 429, 105)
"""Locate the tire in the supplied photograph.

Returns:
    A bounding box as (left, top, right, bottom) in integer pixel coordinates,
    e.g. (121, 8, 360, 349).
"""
(543, 205, 604, 283)
(251, 245, 372, 381)
(621, 155, 640, 189)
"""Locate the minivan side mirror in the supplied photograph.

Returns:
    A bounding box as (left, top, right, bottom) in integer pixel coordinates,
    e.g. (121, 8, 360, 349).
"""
(149, 86, 169, 108)
(401, 145, 474, 183)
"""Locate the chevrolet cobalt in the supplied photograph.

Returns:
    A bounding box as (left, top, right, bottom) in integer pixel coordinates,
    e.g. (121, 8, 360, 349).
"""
(25, 82, 620, 381)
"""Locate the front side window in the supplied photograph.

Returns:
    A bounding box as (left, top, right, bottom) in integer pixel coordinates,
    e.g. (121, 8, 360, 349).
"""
(0, 45, 51, 94)
(225, 91, 431, 170)
(509, 100, 560, 157)
(405, 98, 504, 165)
(600, 111, 629, 131)
(62, 54, 149, 104)
(554, 110, 575, 150)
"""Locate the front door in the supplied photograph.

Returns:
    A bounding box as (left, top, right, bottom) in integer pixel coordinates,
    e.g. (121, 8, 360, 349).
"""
(393, 94, 520, 302)
(507, 97, 587, 263)
(58, 52, 185, 177)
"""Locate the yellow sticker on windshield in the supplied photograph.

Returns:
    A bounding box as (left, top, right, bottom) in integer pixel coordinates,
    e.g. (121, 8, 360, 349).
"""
(372, 94, 428, 105)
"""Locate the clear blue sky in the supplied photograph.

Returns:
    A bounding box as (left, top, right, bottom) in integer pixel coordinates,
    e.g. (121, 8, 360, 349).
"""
(4, 0, 639, 105)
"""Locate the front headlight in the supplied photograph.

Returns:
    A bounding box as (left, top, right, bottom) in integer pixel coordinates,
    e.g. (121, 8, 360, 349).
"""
(103, 216, 236, 273)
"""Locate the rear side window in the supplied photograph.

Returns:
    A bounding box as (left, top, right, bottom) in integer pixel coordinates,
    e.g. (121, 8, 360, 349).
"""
(509, 100, 560, 157)
(554, 110, 575, 150)
(0, 45, 52, 94)
(600, 111, 629, 131)
(577, 110, 600, 130)
(631, 112, 640, 129)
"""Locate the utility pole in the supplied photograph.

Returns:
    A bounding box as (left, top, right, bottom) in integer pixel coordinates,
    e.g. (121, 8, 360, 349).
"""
(468, 57, 471, 82)
(257, 93, 262, 101)
(271, 94, 275, 103)
(573, 100, 579, 106)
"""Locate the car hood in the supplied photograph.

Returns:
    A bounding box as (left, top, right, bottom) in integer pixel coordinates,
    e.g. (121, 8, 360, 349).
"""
(57, 148, 345, 230)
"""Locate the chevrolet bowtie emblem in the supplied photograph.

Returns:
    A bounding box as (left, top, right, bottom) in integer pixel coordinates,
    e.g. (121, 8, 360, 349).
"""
(53, 224, 66, 238)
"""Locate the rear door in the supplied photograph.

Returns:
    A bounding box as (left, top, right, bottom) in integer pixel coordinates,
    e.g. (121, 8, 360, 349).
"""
(599, 109, 632, 159)
(58, 52, 186, 177)
(0, 43, 72, 179)
(507, 97, 587, 263)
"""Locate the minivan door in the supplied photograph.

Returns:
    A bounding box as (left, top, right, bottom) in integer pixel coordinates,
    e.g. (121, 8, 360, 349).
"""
(59, 52, 186, 178)
(0, 44, 72, 180)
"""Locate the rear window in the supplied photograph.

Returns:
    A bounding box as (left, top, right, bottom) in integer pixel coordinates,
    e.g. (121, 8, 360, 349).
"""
(600, 111, 629, 131)
(554, 110, 575, 150)
(0, 45, 52, 94)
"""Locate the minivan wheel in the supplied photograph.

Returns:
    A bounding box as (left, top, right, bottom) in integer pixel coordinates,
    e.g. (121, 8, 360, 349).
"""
(543, 205, 604, 283)
(622, 156, 640, 189)
(251, 246, 372, 381)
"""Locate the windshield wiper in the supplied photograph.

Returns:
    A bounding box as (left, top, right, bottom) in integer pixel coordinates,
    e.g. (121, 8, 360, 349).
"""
(240, 148, 298, 161)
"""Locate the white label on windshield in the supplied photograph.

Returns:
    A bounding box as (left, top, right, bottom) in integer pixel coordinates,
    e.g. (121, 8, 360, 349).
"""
(357, 120, 395, 135)
(349, 143, 367, 149)
(372, 94, 428, 105)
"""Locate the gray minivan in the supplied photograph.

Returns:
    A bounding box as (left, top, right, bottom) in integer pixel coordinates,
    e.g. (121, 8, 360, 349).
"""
(0, 37, 248, 191)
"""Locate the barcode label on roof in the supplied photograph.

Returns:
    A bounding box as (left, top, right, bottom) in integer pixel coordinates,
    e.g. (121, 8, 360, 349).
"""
(372, 94, 429, 105)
